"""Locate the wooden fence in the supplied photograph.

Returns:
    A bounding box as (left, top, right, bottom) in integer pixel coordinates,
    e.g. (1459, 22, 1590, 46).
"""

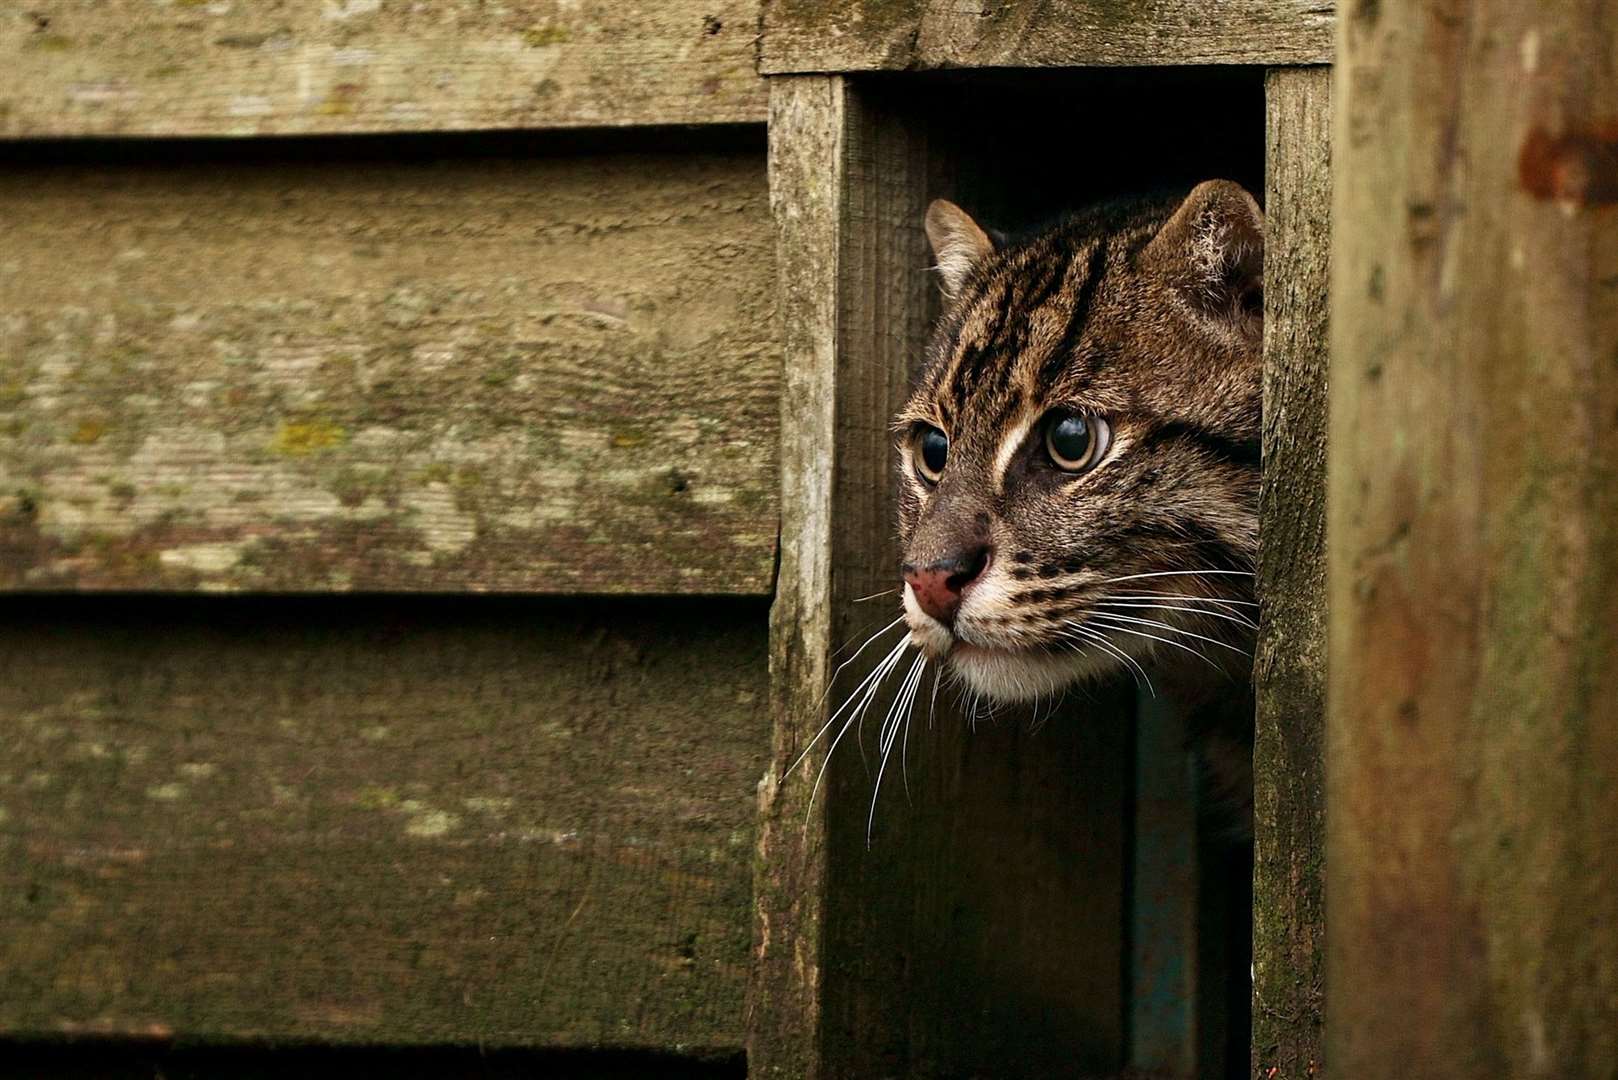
(3, 1, 1615, 1077)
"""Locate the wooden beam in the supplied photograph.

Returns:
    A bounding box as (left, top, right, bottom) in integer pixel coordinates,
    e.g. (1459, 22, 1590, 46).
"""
(1253, 65, 1330, 1080)
(759, 0, 1334, 73)
(0, 1, 766, 137)
(0, 141, 777, 595)
(0, 595, 767, 1049)
(1331, 1, 1618, 1074)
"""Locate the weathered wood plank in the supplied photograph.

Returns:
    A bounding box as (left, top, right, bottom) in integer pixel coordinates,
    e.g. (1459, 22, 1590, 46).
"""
(751, 76, 1132, 1079)
(1253, 65, 1330, 1080)
(759, 0, 1334, 73)
(748, 74, 842, 1080)
(1331, 1, 1618, 1074)
(0, 596, 767, 1049)
(0, 1, 765, 137)
(0, 141, 778, 595)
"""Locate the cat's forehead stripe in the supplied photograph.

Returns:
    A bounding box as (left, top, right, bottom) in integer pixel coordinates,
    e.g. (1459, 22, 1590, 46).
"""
(991, 408, 1038, 494)
(935, 235, 1110, 432)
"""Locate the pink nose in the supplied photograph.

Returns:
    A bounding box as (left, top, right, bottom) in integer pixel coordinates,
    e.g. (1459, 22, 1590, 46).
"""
(903, 547, 991, 626)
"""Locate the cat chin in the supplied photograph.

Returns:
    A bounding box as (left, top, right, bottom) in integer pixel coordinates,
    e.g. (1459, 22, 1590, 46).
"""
(945, 642, 1120, 705)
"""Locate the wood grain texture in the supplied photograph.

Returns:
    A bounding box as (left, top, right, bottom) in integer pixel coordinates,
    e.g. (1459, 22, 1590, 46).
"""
(752, 76, 1132, 1080)
(748, 75, 842, 1080)
(0, 595, 768, 1049)
(0, 1, 765, 137)
(0, 142, 779, 595)
(1253, 65, 1330, 1080)
(1331, 2, 1618, 1075)
(759, 0, 1334, 73)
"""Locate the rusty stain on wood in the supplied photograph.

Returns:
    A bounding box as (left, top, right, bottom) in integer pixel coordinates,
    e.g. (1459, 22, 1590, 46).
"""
(0, 143, 779, 595)
(0, 596, 767, 1048)
(1518, 122, 1618, 206)
(0, 1, 767, 136)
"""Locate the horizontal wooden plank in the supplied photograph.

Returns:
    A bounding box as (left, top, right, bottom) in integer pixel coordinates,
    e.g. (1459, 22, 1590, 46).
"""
(759, 0, 1334, 72)
(0, 141, 779, 594)
(0, 595, 767, 1049)
(1, 1, 766, 137)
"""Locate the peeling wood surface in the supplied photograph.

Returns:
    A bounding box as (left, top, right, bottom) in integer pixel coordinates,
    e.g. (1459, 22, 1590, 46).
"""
(759, 0, 1334, 73)
(0, 142, 779, 595)
(1331, 1, 1618, 1074)
(0, 1, 766, 137)
(0, 596, 767, 1049)
(1253, 66, 1329, 1080)
(752, 76, 1132, 1080)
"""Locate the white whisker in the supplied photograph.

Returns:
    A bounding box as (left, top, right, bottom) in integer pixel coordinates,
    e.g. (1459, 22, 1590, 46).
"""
(1088, 611, 1251, 656)
(1099, 569, 1254, 585)
(1083, 615, 1225, 673)
(853, 588, 899, 604)
(1095, 600, 1258, 632)
(870, 653, 927, 844)
(793, 629, 908, 777)
(817, 615, 907, 710)
(927, 664, 942, 730)
(1109, 590, 1258, 608)
(803, 636, 910, 823)
(1059, 623, 1156, 697)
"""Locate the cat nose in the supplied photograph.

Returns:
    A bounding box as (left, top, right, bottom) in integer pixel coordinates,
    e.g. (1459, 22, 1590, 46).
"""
(903, 546, 991, 626)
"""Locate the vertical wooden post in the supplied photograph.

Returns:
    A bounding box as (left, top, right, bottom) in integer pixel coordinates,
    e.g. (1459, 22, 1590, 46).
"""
(1332, 1, 1618, 1075)
(1254, 65, 1331, 1080)
(750, 73, 936, 1077)
(749, 74, 845, 1079)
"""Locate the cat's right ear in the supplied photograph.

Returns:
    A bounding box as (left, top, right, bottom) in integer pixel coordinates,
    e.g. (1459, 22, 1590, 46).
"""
(925, 199, 994, 300)
(1144, 180, 1264, 338)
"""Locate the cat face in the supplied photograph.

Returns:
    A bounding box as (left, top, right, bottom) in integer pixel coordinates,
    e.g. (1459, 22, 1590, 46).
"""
(894, 181, 1264, 704)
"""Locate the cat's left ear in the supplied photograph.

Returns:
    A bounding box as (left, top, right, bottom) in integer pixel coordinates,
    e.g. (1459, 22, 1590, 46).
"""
(925, 199, 995, 299)
(1146, 180, 1264, 336)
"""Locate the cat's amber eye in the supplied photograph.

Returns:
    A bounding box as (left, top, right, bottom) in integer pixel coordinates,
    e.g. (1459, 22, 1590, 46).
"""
(1045, 413, 1111, 473)
(913, 426, 949, 484)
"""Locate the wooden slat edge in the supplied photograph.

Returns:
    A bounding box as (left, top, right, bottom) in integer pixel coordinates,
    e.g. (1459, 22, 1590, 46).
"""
(758, 0, 1334, 74)
(1252, 65, 1330, 1080)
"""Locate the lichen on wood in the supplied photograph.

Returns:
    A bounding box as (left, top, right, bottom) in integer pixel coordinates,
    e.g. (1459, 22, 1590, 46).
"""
(0, 1, 766, 137)
(0, 145, 779, 595)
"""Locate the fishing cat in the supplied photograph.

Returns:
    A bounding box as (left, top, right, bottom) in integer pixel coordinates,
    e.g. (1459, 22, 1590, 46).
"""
(896, 179, 1263, 824)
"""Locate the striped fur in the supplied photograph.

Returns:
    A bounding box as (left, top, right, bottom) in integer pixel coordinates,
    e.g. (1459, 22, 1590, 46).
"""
(895, 181, 1264, 707)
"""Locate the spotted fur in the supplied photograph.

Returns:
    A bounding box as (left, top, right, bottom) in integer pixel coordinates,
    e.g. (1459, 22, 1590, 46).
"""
(894, 181, 1263, 711)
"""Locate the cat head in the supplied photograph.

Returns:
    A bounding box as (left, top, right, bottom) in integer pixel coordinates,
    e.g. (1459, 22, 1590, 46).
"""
(894, 181, 1263, 703)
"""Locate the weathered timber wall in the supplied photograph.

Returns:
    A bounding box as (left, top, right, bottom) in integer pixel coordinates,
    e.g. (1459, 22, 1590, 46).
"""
(759, 0, 1334, 72)
(1, 1, 766, 137)
(0, 596, 767, 1048)
(0, 139, 778, 594)
(1253, 66, 1330, 1080)
(1331, 0, 1618, 1074)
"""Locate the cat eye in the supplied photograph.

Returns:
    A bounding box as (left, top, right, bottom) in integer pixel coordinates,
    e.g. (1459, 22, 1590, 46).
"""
(913, 426, 949, 484)
(1044, 413, 1112, 473)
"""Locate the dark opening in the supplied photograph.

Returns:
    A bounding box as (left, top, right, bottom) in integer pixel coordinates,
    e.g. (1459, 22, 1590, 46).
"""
(840, 67, 1263, 1080)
